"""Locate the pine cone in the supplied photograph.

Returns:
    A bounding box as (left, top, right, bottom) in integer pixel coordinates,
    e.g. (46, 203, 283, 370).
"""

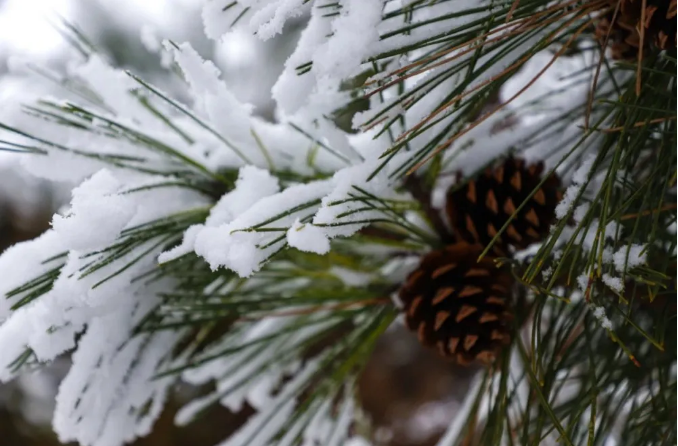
(595, 0, 677, 60)
(445, 157, 561, 253)
(398, 242, 513, 365)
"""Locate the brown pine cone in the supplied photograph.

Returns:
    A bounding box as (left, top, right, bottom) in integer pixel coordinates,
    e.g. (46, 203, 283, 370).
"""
(398, 242, 514, 365)
(445, 157, 561, 254)
(595, 0, 677, 60)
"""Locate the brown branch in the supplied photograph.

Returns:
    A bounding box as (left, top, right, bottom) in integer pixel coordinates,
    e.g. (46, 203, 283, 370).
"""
(636, 0, 647, 96)
(600, 116, 677, 133)
(363, 0, 596, 97)
(586, 1, 620, 129)
(388, 1, 605, 149)
(620, 203, 677, 220)
(406, 12, 600, 175)
(506, 0, 522, 22)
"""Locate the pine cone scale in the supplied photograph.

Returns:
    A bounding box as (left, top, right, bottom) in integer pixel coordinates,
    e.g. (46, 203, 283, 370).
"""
(510, 170, 522, 190)
(525, 208, 539, 226)
(465, 268, 489, 277)
(479, 313, 499, 323)
(435, 311, 451, 330)
(407, 295, 423, 318)
(431, 263, 457, 279)
(456, 305, 478, 322)
(464, 335, 478, 351)
(458, 286, 483, 298)
(467, 181, 477, 202)
(486, 189, 499, 214)
(432, 287, 454, 304)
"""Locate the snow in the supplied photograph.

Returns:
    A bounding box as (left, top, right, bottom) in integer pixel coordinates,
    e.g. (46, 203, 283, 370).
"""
(502, 49, 593, 125)
(0, 230, 66, 320)
(216, 166, 280, 223)
(312, 0, 382, 80)
(572, 154, 597, 185)
(201, 0, 235, 40)
(576, 273, 590, 293)
(602, 273, 624, 293)
(72, 56, 140, 116)
(52, 289, 178, 446)
(167, 41, 257, 164)
(286, 219, 330, 254)
(613, 244, 647, 273)
(573, 203, 590, 224)
(271, 8, 334, 115)
(313, 156, 406, 236)
(193, 178, 333, 276)
(140, 25, 173, 68)
(202, 0, 309, 41)
(248, 0, 307, 41)
(591, 305, 613, 330)
(52, 169, 136, 251)
(159, 165, 280, 263)
(0, 158, 203, 443)
(542, 266, 554, 280)
(555, 154, 596, 220)
(179, 150, 406, 277)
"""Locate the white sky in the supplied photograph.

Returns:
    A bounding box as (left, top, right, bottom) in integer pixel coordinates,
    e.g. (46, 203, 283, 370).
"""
(0, 0, 200, 58)
(0, 0, 73, 57)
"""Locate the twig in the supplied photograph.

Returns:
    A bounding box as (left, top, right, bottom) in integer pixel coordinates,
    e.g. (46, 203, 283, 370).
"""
(585, 0, 620, 129)
(388, 1, 606, 148)
(363, 0, 594, 96)
(600, 116, 677, 133)
(407, 12, 599, 174)
(620, 203, 677, 220)
(506, 0, 522, 22)
(636, 0, 647, 96)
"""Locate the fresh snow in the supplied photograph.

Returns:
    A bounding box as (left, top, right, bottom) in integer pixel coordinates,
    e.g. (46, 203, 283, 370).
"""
(602, 273, 624, 294)
(286, 219, 330, 254)
(52, 170, 136, 251)
(613, 244, 647, 273)
(591, 305, 613, 330)
(555, 154, 596, 220)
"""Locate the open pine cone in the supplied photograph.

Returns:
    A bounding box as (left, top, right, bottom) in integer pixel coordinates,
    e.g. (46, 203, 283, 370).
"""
(595, 0, 677, 60)
(445, 157, 561, 254)
(398, 242, 513, 365)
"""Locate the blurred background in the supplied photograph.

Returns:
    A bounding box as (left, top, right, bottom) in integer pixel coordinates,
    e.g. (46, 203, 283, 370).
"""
(0, 1, 476, 444)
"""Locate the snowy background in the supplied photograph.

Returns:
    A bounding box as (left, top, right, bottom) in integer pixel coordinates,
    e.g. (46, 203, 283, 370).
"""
(0, 1, 472, 445)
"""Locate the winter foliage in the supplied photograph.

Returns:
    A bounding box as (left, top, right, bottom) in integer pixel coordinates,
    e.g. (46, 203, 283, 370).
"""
(0, 0, 675, 445)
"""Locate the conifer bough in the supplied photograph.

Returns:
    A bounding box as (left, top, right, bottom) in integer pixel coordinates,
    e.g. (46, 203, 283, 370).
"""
(0, 0, 674, 445)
